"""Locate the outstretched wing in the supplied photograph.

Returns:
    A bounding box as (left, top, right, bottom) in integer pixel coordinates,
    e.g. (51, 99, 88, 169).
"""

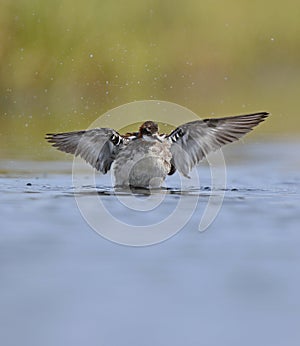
(167, 112, 269, 177)
(46, 128, 127, 173)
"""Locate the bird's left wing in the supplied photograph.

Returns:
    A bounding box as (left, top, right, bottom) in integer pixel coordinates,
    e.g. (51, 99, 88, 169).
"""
(46, 128, 127, 173)
(167, 112, 269, 177)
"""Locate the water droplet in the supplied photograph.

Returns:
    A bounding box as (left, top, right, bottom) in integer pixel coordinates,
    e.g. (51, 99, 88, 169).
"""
(89, 53, 94, 58)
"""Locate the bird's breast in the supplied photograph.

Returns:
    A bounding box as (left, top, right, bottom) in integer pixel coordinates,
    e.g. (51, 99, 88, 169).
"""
(113, 138, 172, 187)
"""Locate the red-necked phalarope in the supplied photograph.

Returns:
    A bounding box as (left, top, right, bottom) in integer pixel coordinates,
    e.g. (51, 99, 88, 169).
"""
(46, 112, 269, 188)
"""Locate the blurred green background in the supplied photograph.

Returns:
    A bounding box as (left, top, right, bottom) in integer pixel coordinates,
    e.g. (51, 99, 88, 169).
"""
(0, 0, 299, 159)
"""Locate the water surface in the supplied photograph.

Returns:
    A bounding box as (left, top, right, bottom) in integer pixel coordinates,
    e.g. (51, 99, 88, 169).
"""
(1, 141, 300, 346)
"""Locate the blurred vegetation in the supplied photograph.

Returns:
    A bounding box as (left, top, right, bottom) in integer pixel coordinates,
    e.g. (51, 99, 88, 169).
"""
(0, 0, 299, 159)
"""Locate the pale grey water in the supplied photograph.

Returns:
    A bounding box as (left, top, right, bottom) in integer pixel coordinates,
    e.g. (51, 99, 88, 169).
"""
(1, 141, 300, 346)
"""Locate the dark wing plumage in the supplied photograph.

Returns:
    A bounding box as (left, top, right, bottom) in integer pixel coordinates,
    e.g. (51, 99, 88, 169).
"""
(45, 128, 126, 173)
(167, 112, 269, 177)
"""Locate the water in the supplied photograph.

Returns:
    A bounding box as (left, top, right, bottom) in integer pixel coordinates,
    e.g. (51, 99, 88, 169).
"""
(1, 141, 300, 346)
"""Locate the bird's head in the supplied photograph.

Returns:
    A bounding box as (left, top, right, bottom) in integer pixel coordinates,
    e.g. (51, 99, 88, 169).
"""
(139, 121, 159, 139)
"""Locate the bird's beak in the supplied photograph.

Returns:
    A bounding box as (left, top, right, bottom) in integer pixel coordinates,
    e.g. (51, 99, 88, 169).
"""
(153, 133, 162, 142)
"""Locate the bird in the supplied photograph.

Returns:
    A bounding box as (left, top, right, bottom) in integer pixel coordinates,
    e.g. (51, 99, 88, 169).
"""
(46, 111, 269, 188)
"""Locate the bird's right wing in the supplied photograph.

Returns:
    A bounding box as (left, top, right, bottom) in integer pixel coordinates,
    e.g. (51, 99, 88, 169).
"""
(46, 128, 127, 173)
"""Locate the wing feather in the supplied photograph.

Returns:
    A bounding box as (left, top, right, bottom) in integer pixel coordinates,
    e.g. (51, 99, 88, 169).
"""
(168, 112, 269, 177)
(45, 128, 125, 173)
